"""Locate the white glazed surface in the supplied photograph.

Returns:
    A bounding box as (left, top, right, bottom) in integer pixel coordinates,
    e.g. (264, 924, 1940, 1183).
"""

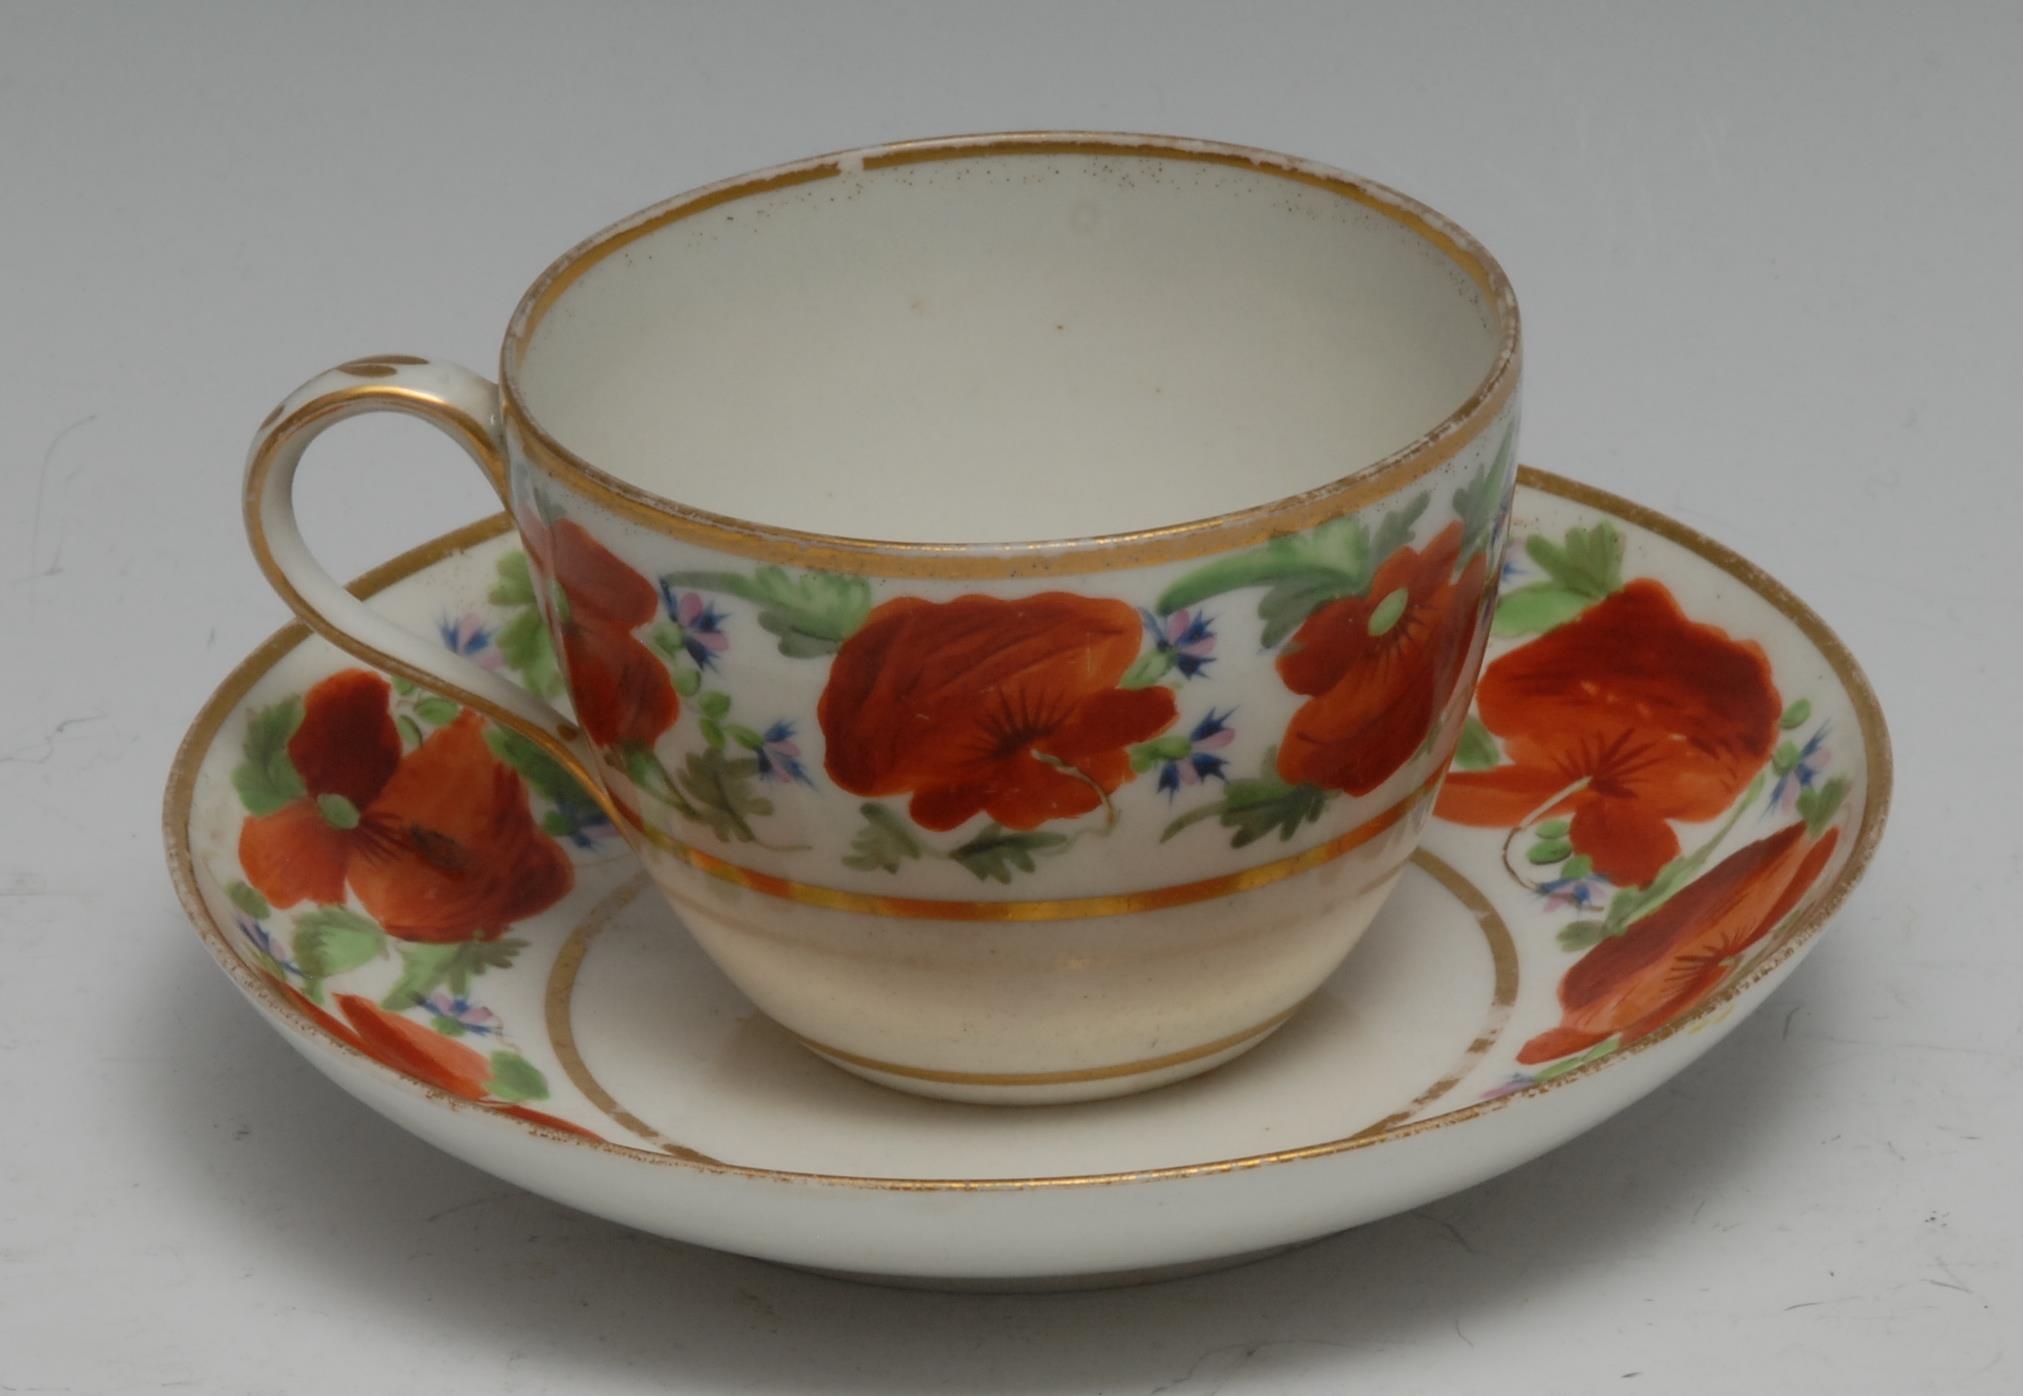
(516, 151, 1501, 541)
(168, 474, 1883, 1281)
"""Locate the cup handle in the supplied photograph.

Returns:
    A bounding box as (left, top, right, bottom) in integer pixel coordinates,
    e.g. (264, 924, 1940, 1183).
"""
(242, 355, 609, 812)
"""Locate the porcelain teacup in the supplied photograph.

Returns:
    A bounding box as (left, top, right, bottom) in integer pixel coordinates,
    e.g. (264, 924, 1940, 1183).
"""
(243, 132, 1521, 1102)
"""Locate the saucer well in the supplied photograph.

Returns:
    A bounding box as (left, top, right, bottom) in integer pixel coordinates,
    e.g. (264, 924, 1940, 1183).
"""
(165, 468, 1889, 1287)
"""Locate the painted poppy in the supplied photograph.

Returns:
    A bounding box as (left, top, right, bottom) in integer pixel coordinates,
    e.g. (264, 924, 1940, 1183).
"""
(1277, 522, 1487, 796)
(238, 670, 572, 942)
(280, 985, 593, 1138)
(1437, 580, 1780, 886)
(819, 593, 1178, 831)
(1519, 821, 1840, 1064)
(524, 515, 678, 749)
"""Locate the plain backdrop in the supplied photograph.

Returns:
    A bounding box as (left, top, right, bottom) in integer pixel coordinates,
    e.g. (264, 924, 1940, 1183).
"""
(0, 3, 2013, 1393)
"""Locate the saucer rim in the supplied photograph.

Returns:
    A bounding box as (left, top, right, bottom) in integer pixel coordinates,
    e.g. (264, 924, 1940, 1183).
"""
(163, 466, 1893, 1192)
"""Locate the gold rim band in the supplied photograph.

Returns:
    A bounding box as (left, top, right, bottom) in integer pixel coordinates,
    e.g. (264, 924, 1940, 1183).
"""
(497, 132, 1523, 577)
(164, 468, 1893, 1189)
(791, 1007, 1301, 1088)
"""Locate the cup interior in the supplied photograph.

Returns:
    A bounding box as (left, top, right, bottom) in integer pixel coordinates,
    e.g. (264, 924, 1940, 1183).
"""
(509, 138, 1511, 544)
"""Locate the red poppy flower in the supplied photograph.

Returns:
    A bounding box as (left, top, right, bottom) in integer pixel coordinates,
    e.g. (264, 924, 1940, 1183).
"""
(819, 593, 1178, 831)
(523, 515, 677, 749)
(1518, 822, 1840, 1064)
(1436, 581, 1780, 886)
(278, 985, 593, 1138)
(1276, 522, 1488, 796)
(239, 670, 572, 942)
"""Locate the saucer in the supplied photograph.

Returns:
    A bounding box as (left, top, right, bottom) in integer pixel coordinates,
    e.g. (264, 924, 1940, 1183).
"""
(165, 468, 1889, 1287)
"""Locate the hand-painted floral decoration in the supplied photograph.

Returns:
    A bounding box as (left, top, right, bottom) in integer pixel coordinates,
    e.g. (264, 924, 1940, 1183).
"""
(236, 670, 572, 942)
(818, 593, 1179, 831)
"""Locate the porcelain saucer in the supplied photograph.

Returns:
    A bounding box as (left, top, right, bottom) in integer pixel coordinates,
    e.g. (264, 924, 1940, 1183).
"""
(165, 468, 1889, 1288)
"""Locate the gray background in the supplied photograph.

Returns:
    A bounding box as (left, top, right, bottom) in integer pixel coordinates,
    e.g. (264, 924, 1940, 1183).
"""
(0, 3, 2011, 1392)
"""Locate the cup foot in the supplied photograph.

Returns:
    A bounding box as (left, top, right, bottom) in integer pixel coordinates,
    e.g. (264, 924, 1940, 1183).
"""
(793, 1011, 1295, 1105)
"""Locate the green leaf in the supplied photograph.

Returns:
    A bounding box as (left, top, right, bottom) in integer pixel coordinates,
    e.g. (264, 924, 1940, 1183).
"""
(1156, 513, 1371, 617)
(1561, 854, 1594, 881)
(496, 608, 564, 699)
(699, 717, 725, 749)
(396, 714, 424, 750)
(413, 696, 461, 727)
(391, 675, 417, 697)
(489, 550, 537, 606)
(1369, 492, 1430, 564)
(1119, 649, 1174, 690)
(725, 723, 764, 751)
(232, 697, 307, 815)
(1525, 522, 1624, 600)
(468, 937, 526, 977)
(1780, 698, 1813, 731)
(843, 802, 926, 873)
(1221, 777, 1331, 848)
(1491, 583, 1593, 638)
(1454, 423, 1516, 561)
(292, 905, 386, 979)
(677, 748, 773, 842)
(431, 1015, 465, 1037)
(1452, 716, 1500, 772)
(1527, 838, 1574, 865)
(1771, 740, 1801, 776)
(315, 793, 361, 829)
(1257, 574, 1362, 649)
(648, 624, 687, 662)
(227, 881, 271, 920)
(382, 937, 526, 1008)
(698, 691, 731, 720)
(1162, 749, 1331, 849)
(1136, 734, 1194, 763)
(485, 1050, 549, 1104)
(672, 665, 703, 697)
(1798, 776, 1849, 837)
(1535, 818, 1570, 839)
(485, 726, 597, 812)
(948, 824, 1072, 883)
(381, 942, 464, 1009)
(662, 566, 872, 657)
(621, 743, 682, 805)
(1556, 920, 1609, 952)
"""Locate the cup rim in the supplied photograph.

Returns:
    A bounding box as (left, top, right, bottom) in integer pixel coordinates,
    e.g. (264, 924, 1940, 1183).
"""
(498, 131, 1522, 577)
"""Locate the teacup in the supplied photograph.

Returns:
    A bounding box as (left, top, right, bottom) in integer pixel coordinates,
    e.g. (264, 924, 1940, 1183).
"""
(244, 133, 1521, 1103)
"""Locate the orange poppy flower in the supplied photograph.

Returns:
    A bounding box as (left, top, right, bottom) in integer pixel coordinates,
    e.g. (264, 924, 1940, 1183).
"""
(1518, 822, 1840, 1064)
(1436, 581, 1780, 886)
(819, 593, 1178, 831)
(238, 670, 572, 942)
(524, 515, 677, 749)
(278, 985, 593, 1137)
(1277, 522, 1487, 796)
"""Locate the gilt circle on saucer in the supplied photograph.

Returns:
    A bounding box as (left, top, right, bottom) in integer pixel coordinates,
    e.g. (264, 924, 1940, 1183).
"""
(543, 848, 1517, 1180)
